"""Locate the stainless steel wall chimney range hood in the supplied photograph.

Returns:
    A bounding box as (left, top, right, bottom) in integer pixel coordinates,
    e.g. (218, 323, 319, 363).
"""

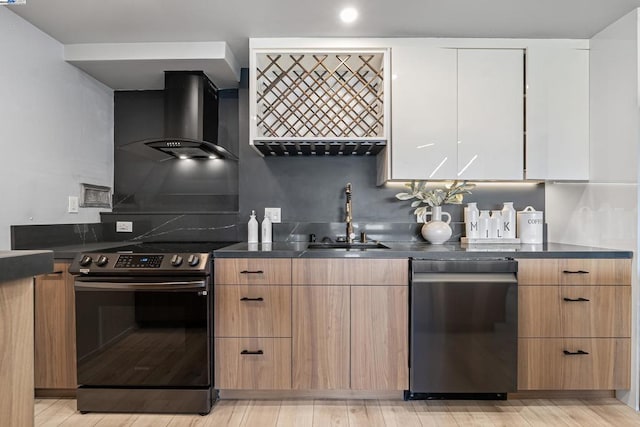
(124, 71, 238, 161)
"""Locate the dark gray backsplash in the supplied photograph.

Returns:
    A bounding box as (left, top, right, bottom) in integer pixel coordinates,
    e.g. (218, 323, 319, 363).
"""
(112, 89, 239, 214)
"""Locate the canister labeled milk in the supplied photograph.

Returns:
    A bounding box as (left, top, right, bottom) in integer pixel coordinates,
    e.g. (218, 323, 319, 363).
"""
(517, 206, 544, 244)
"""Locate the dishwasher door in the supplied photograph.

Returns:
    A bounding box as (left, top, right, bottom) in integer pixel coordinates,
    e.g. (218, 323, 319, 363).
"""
(410, 258, 518, 397)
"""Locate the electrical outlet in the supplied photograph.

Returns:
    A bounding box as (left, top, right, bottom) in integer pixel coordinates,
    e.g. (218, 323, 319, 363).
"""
(116, 221, 133, 233)
(265, 207, 281, 223)
(68, 196, 79, 213)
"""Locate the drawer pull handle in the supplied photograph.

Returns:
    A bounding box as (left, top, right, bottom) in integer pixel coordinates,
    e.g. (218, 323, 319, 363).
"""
(563, 297, 590, 302)
(241, 350, 264, 355)
(562, 270, 589, 274)
(563, 350, 589, 356)
(240, 297, 264, 302)
(44, 271, 64, 276)
(240, 270, 264, 274)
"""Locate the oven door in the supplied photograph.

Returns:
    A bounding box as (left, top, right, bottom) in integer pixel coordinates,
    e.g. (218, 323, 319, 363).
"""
(74, 277, 211, 388)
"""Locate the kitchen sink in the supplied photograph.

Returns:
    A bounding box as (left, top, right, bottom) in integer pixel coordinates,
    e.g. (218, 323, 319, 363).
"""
(307, 242, 390, 250)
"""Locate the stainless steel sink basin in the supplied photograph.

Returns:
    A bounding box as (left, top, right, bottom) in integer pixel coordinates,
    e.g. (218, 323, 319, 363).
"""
(307, 242, 390, 250)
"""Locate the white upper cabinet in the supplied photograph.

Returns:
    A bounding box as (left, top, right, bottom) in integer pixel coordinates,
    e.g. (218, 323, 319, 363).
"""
(390, 44, 524, 180)
(391, 44, 458, 179)
(526, 47, 589, 180)
(457, 49, 524, 180)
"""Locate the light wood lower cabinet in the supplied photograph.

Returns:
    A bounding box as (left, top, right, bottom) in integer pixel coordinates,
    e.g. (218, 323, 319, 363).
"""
(292, 286, 350, 389)
(517, 257, 631, 391)
(519, 286, 631, 338)
(518, 338, 630, 390)
(351, 286, 408, 390)
(34, 262, 77, 391)
(215, 285, 291, 337)
(215, 338, 291, 389)
(292, 259, 409, 391)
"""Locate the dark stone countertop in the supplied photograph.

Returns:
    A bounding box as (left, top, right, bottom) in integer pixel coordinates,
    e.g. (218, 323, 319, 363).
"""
(213, 241, 633, 259)
(0, 250, 54, 282)
(37, 242, 136, 260)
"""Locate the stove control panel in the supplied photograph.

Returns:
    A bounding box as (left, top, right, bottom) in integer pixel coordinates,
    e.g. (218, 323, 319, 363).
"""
(69, 252, 210, 275)
(115, 254, 164, 269)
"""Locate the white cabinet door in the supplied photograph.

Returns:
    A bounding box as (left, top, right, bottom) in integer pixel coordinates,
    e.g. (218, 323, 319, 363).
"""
(526, 47, 589, 180)
(391, 45, 457, 179)
(457, 49, 524, 180)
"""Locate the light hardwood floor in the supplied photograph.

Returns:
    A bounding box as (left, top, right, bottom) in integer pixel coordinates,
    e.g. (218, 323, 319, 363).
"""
(35, 398, 640, 426)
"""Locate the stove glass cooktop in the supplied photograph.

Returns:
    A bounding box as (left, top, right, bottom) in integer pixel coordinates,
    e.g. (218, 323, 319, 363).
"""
(107, 241, 236, 254)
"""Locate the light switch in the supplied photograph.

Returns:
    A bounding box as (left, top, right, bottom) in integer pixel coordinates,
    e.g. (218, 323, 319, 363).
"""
(116, 221, 133, 233)
(68, 196, 79, 213)
(265, 207, 281, 223)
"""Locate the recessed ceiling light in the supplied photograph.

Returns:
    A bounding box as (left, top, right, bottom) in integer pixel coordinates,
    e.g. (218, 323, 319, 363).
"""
(340, 7, 358, 24)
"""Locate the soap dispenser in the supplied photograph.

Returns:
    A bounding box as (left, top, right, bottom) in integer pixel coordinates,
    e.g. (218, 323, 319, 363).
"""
(261, 214, 272, 244)
(248, 210, 259, 243)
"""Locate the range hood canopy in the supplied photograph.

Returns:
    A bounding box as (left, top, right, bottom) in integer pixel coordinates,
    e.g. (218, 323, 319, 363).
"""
(131, 71, 238, 161)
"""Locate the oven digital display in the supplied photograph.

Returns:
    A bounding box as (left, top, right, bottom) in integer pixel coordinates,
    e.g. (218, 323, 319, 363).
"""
(114, 255, 164, 268)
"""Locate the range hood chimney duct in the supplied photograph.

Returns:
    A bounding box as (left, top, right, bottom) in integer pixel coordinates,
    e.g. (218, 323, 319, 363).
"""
(140, 71, 237, 160)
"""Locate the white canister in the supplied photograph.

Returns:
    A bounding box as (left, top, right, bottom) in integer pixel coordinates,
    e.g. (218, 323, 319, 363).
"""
(517, 206, 544, 244)
(490, 210, 502, 238)
(501, 202, 516, 239)
(479, 210, 491, 238)
(464, 202, 480, 238)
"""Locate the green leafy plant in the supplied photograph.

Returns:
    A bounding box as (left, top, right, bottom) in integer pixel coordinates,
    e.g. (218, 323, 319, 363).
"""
(395, 180, 475, 219)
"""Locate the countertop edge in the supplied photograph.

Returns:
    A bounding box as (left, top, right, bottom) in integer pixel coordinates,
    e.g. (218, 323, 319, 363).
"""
(0, 250, 54, 283)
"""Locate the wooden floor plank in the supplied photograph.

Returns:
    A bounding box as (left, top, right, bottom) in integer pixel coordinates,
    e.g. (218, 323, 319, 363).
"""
(580, 398, 640, 427)
(167, 400, 249, 427)
(347, 400, 385, 427)
(34, 397, 640, 427)
(241, 400, 281, 427)
(445, 400, 495, 426)
(378, 399, 422, 427)
(35, 399, 60, 417)
(58, 412, 105, 427)
(312, 400, 349, 427)
(412, 400, 460, 427)
(476, 400, 532, 427)
(276, 400, 314, 427)
(35, 399, 76, 427)
(92, 413, 139, 427)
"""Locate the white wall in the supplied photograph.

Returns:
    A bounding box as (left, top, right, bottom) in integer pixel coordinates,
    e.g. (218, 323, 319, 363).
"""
(0, 8, 113, 250)
(546, 8, 640, 410)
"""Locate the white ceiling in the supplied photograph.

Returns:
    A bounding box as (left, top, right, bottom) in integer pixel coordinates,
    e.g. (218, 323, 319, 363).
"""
(8, 0, 640, 86)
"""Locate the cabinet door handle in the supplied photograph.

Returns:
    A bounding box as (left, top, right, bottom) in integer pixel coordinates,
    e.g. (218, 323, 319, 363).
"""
(563, 297, 590, 302)
(240, 297, 264, 302)
(240, 270, 264, 274)
(562, 270, 589, 274)
(563, 350, 589, 356)
(240, 350, 264, 355)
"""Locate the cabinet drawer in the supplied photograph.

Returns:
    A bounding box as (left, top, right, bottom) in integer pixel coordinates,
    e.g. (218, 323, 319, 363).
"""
(518, 259, 630, 286)
(214, 338, 291, 390)
(518, 338, 630, 390)
(292, 259, 408, 285)
(214, 285, 291, 337)
(519, 286, 631, 338)
(215, 259, 291, 285)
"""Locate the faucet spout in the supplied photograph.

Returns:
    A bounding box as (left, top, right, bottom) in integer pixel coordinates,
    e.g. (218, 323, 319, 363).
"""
(345, 183, 354, 243)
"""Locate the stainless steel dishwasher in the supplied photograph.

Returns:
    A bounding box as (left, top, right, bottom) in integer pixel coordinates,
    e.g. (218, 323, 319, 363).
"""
(407, 258, 518, 400)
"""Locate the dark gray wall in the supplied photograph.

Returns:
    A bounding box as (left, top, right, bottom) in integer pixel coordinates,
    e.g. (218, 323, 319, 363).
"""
(112, 89, 239, 214)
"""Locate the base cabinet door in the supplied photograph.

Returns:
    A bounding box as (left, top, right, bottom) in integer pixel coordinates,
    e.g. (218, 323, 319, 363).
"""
(34, 262, 77, 390)
(351, 286, 408, 390)
(292, 286, 350, 389)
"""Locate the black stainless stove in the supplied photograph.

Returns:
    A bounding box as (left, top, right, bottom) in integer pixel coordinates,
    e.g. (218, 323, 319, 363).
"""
(69, 241, 234, 415)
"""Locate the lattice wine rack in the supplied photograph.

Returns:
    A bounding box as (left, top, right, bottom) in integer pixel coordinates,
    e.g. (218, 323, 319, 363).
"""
(252, 51, 388, 156)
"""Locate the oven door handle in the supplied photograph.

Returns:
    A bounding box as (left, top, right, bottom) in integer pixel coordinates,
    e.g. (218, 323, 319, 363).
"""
(74, 280, 207, 292)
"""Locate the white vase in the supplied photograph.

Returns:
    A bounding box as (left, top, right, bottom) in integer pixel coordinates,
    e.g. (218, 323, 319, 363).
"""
(421, 206, 452, 244)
